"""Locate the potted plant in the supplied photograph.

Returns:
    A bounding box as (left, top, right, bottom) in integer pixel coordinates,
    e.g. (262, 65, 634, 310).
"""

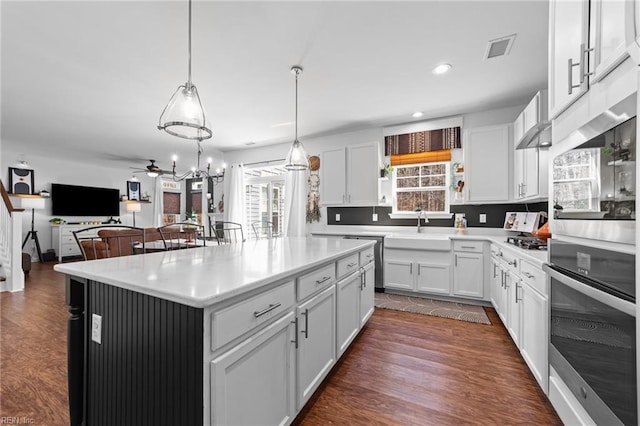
(380, 163, 394, 178)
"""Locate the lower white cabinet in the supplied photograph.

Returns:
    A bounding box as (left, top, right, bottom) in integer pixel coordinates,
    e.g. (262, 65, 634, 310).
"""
(452, 252, 484, 298)
(384, 259, 414, 291)
(519, 280, 549, 391)
(506, 272, 521, 347)
(490, 256, 502, 313)
(359, 262, 375, 326)
(384, 249, 452, 296)
(415, 262, 451, 295)
(337, 271, 361, 356)
(210, 312, 296, 425)
(296, 285, 336, 408)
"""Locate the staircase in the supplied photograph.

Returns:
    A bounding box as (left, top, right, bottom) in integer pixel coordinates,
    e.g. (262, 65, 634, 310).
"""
(0, 180, 25, 292)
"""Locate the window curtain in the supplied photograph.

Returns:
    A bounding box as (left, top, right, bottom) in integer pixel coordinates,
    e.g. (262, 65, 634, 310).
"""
(226, 164, 246, 232)
(284, 169, 307, 237)
(153, 178, 164, 227)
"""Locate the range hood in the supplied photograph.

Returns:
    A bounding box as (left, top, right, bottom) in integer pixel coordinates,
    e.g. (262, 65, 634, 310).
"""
(514, 90, 552, 150)
(516, 121, 551, 149)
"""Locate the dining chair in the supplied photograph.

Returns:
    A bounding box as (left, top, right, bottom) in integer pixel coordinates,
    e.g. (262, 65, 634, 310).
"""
(157, 223, 206, 250)
(251, 221, 276, 239)
(210, 221, 245, 244)
(73, 225, 145, 260)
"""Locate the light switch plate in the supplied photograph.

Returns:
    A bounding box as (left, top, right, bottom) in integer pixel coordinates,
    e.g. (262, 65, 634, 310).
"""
(479, 214, 487, 223)
(335, 214, 341, 222)
(372, 213, 378, 222)
(91, 314, 102, 344)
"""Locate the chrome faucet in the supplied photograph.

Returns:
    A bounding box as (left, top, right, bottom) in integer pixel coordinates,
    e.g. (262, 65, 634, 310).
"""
(417, 211, 429, 233)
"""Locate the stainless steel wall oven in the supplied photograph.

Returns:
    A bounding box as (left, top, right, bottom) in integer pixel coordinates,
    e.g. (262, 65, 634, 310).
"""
(544, 240, 636, 425)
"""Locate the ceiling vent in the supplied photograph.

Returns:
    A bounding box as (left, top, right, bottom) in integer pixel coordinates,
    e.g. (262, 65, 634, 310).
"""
(484, 34, 516, 59)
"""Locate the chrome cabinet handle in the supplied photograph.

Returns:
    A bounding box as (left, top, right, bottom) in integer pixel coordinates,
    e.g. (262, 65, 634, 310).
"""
(360, 269, 365, 290)
(347, 262, 357, 268)
(410, 263, 413, 274)
(454, 254, 458, 267)
(254, 303, 281, 318)
(522, 272, 534, 279)
(493, 263, 498, 278)
(301, 308, 309, 338)
(460, 245, 475, 250)
(291, 317, 299, 349)
(501, 270, 504, 288)
(508, 259, 517, 267)
(515, 283, 522, 303)
(568, 57, 581, 95)
(580, 43, 594, 82)
(316, 276, 332, 285)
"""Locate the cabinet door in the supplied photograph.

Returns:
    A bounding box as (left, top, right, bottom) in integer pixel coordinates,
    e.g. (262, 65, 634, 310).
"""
(360, 263, 375, 327)
(505, 273, 521, 348)
(336, 272, 361, 356)
(549, 0, 590, 119)
(497, 267, 509, 326)
(523, 93, 540, 134)
(452, 252, 484, 298)
(490, 258, 502, 312)
(211, 312, 296, 426)
(297, 285, 336, 408)
(591, 0, 629, 82)
(514, 148, 525, 199)
(513, 112, 525, 147)
(383, 260, 414, 290)
(465, 125, 511, 202)
(415, 262, 450, 295)
(520, 282, 549, 392)
(321, 148, 346, 205)
(347, 144, 378, 205)
(523, 147, 540, 198)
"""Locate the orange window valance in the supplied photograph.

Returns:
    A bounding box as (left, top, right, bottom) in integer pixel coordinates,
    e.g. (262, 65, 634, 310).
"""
(390, 149, 452, 166)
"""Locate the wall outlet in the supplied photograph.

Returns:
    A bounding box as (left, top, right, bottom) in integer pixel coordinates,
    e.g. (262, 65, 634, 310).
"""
(479, 213, 487, 224)
(91, 314, 102, 344)
(372, 213, 378, 222)
(455, 213, 465, 221)
(335, 214, 341, 222)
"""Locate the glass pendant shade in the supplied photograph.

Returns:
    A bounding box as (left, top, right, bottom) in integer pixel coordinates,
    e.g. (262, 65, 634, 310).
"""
(285, 139, 309, 170)
(158, 82, 212, 140)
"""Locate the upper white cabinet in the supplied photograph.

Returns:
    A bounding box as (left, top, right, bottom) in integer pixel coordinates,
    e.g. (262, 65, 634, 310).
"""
(590, 0, 629, 83)
(464, 124, 511, 203)
(514, 147, 548, 200)
(549, 0, 590, 119)
(549, 0, 632, 120)
(321, 143, 378, 205)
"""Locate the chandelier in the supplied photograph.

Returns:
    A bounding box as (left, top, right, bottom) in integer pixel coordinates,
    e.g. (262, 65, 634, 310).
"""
(171, 140, 225, 183)
(157, 0, 212, 140)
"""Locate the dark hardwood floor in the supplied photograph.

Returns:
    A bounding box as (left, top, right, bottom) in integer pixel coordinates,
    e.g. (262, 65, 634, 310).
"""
(1, 262, 561, 425)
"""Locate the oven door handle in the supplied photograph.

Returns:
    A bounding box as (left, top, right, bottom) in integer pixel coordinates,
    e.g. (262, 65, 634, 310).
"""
(543, 264, 636, 317)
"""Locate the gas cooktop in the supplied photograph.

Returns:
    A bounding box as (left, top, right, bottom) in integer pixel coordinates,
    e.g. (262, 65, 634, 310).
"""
(506, 236, 548, 250)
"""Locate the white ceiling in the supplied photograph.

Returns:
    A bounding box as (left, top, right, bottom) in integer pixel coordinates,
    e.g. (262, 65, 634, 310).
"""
(1, 0, 549, 171)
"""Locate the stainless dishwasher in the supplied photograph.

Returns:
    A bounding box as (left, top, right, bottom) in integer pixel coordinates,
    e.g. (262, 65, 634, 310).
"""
(343, 235, 384, 292)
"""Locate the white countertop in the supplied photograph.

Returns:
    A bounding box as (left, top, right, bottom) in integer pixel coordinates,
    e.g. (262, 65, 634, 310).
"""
(311, 227, 548, 266)
(54, 237, 374, 308)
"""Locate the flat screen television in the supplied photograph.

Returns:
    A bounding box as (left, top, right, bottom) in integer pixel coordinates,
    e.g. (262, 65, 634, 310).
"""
(51, 183, 120, 216)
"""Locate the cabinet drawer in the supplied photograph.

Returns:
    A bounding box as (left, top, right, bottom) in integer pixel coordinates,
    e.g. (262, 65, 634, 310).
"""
(61, 243, 81, 256)
(211, 280, 295, 351)
(337, 254, 359, 279)
(500, 249, 519, 275)
(360, 247, 375, 266)
(453, 240, 483, 253)
(489, 244, 502, 259)
(297, 263, 336, 301)
(520, 259, 547, 295)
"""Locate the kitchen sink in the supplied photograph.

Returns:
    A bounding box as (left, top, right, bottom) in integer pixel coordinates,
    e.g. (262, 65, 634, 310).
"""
(384, 234, 452, 251)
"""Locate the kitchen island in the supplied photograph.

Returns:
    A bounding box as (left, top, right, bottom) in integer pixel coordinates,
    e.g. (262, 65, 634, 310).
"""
(54, 237, 376, 426)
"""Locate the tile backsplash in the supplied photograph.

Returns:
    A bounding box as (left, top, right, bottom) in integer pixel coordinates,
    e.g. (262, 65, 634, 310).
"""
(327, 202, 547, 229)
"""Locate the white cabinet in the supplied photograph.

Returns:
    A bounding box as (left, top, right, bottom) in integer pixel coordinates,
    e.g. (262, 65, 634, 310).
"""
(52, 224, 99, 261)
(452, 240, 485, 299)
(464, 124, 511, 203)
(549, 0, 590, 119)
(321, 143, 378, 205)
(336, 271, 361, 356)
(384, 249, 451, 296)
(506, 272, 521, 347)
(514, 147, 548, 200)
(520, 280, 549, 392)
(359, 262, 375, 327)
(296, 285, 336, 408)
(490, 255, 502, 313)
(415, 262, 451, 295)
(210, 312, 296, 425)
(590, 0, 629, 82)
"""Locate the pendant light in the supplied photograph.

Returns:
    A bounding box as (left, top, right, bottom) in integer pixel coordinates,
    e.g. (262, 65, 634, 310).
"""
(285, 66, 309, 171)
(158, 0, 212, 140)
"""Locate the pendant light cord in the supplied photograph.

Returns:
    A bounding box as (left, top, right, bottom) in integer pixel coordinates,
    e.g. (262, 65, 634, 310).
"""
(187, 0, 192, 88)
(294, 71, 298, 141)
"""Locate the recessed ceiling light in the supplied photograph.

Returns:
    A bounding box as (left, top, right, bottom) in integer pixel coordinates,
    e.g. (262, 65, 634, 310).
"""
(412, 112, 424, 118)
(432, 63, 452, 75)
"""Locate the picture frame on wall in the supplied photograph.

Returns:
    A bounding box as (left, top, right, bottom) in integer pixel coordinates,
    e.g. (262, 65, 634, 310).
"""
(8, 167, 35, 194)
(127, 180, 141, 201)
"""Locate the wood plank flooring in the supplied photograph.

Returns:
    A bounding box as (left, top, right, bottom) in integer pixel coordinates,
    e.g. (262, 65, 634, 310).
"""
(1, 262, 561, 425)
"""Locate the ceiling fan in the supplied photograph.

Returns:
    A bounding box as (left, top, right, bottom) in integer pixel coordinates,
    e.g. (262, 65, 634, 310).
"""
(130, 160, 171, 177)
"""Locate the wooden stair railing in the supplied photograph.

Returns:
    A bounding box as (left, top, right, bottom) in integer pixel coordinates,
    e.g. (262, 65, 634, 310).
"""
(1, 180, 25, 291)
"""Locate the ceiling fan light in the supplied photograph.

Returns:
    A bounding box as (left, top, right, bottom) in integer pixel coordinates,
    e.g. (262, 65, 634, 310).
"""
(285, 139, 309, 171)
(147, 171, 159, 178)
(158, 83, 212, 140)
